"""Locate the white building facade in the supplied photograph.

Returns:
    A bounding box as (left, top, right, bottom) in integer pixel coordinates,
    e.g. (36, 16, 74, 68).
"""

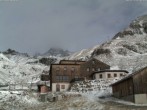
(92, 70, 128, 80)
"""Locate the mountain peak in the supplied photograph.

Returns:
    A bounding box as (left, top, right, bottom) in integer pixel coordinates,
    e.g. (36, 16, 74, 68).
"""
(113, 15, 147, 40)
(3, 48, 29, 57)
(43, 47, 71, 57)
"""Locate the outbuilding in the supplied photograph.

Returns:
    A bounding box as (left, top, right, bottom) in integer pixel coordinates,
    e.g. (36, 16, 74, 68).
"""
(111, 66, 147, 104)
(37, 81, 50, 94)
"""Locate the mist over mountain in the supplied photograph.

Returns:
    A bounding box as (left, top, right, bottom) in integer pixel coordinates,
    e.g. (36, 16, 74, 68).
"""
(42, 47, 71, 57)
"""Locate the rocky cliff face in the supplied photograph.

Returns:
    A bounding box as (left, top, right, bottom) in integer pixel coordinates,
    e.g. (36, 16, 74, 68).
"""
(67, 15, 147, 73)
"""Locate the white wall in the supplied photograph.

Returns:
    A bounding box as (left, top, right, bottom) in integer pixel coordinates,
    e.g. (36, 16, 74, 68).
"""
(94, 71, 127, 80)
(135, 94, 147, 104)
(52, 83, 70, 92)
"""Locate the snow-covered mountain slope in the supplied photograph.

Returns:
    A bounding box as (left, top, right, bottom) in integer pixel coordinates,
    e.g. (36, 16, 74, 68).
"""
(66, 45, 99, 61)
(67, 15, 147, 73)
(0, 53, 49, 85)
(0, 47, 71, 85)
(0, 47, 72, 85)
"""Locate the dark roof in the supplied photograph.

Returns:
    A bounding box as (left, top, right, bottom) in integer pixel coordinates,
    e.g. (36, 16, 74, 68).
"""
(88, 58, 110, 67)
(91, 70, 128, 76)
(54, 58, 110, 67)
(59, 60, 86, 63)
(41, 74, 49, 76)
(111, 66, 147, 86)
(60, 60, 86, 62)
(51, 64, 80, 66)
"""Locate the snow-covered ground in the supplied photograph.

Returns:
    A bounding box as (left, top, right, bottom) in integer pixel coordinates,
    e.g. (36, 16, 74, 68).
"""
(0, 90, 147, 110)
(70, 79, 118, 96)
(0, 90, 41, 110)
(0, 78, 146, 110)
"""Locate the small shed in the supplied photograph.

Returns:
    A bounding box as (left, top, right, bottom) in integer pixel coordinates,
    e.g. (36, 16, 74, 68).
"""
(111, 66, 147, 104)
(37, 81, 50, 93)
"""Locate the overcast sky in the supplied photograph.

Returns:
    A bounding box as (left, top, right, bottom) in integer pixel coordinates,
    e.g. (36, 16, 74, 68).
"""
(0, 0, 147, 54)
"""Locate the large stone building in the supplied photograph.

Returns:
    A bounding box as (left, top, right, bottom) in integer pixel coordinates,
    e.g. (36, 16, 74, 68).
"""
(50, 58, 110, 92)
(111, 66, 147, 104)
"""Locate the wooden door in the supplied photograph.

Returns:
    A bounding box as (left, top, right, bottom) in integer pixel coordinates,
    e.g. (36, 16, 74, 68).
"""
(56, 84, 60, 92)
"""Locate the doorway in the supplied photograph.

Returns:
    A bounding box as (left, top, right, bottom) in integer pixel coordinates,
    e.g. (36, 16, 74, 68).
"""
(56, 84, 60, 92)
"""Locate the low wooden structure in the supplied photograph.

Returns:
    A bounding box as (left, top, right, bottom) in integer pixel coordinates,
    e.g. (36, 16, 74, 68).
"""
(111, 66, 147, 104)
(37, 81, 50, 93)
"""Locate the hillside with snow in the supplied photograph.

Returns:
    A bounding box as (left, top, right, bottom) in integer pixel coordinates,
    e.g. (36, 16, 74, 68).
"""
(0, 47, 73, 86)
(67, 15, 147, 73)
(0, 53, 49, 85)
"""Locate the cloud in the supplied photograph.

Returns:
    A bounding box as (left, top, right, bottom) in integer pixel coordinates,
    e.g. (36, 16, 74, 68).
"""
(0, 0, 147, 54)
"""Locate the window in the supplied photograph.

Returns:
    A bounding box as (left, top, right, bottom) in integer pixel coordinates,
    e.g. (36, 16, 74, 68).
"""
(56, 76, 69, 82)
(87, 68, 90, 72)
(56, 76, 62, 81)
(56, 76, 59, 80)
(114, 74, 117, 77)
(62, 76, 69, 81)
(108, 74, 111, 78)
(56, 67, 60, 71)
(71, 67, 75, 72)
(64, 67, 67, 71)
(93, 75, 96, 79)
(92, 68, 95, 71)
(61, 85, 65, 89)
(56, 72, 60, 75)
(75, 76, 79, 78)
(56, 67, 60, 75)
(92, 60, 95, 64)
(97, 68, 100, 71)
(99, 74, 103, 79)
(120, 74, 123, 77)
